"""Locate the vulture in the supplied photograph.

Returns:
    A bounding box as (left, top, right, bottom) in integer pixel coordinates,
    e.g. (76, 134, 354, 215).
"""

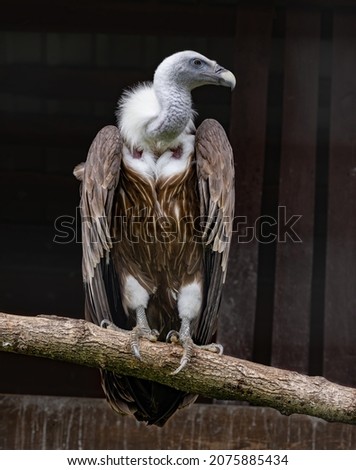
(74, 50, 235, 426)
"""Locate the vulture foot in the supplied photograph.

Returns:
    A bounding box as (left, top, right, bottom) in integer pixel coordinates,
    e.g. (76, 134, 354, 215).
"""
(130, 305, 158, 360)
(167, 331, 194, 375)
(167, 329, 223, 375)
(130, 325, 159, 360)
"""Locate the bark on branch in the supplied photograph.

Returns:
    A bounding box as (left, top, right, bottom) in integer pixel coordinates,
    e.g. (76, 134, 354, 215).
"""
(1, 311, 355, 425)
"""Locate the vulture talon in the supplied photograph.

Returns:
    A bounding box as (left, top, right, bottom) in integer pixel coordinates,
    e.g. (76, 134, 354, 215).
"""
(130, 325, 159, 360)
(197, 342, 224, 355)
(171, 357, 189, 376)
(166, 330, 180, 344)
(100, 319, 121, 331)
(171, 335, 194, 375)
(131, 341, 142, 361)
(100, 319, 111, 329)
(149, 329, 160, 341)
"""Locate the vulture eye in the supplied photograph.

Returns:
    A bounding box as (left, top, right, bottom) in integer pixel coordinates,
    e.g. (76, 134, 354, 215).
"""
(192, 58, 203, 67)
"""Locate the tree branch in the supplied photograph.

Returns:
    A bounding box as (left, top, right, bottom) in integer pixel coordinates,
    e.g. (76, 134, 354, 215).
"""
(1, 311, 355, 425)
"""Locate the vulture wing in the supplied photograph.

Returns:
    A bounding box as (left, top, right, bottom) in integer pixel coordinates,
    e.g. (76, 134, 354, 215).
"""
(194, 119, 235, 344)
(74, 125, 123, 328)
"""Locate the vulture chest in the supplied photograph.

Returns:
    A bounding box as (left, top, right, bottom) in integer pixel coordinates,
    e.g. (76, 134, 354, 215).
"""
(111, 151, 204, 333)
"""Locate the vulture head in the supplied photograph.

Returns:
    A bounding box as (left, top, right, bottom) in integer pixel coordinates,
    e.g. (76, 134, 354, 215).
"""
(153, 50, 236, 91)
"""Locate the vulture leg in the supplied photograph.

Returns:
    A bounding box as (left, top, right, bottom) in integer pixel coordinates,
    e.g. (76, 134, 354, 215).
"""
(167, 281, 223, 375)
(130, 306, 159, 360)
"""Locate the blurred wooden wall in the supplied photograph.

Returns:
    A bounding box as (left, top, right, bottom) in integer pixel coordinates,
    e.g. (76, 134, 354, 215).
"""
(2, 395, 356, 450)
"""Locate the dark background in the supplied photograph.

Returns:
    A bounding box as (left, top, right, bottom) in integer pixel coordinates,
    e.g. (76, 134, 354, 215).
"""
(1, 0, 356, 428)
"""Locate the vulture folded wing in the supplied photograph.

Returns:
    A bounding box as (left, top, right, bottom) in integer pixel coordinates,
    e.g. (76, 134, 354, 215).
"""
(195, 119, 235, 344)
(74, 125, 122, 326)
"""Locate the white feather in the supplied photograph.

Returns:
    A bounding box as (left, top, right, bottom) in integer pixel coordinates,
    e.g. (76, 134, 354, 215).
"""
(122, 144, 156, 179)
(177, 282, 203, 321)
(155, 134, 195, 179)
(117, 83, 196, 153)
(122, 275, 150, 311)
(117, 84, 161, 150)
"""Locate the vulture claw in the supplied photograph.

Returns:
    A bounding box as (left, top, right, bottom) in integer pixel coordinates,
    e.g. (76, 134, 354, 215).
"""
(132, 341, 142, 361)
(170, 335, 194, 375)
(100, 319, 121, 331)
(166, 330, 180, 344)
(198, 342, 224, 355)
(171, 357, 189, 376)
(130, 325, 159, 360)
(100, 319, 111, 328)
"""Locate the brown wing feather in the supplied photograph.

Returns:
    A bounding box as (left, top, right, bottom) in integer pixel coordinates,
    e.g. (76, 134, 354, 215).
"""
(79, 126, 122, 281)
(194, 119, 235, 344)
(75, 125, 122, 326)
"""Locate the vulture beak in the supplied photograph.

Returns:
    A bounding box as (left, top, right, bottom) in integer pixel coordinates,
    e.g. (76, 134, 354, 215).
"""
(215, 65, 236, 90)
